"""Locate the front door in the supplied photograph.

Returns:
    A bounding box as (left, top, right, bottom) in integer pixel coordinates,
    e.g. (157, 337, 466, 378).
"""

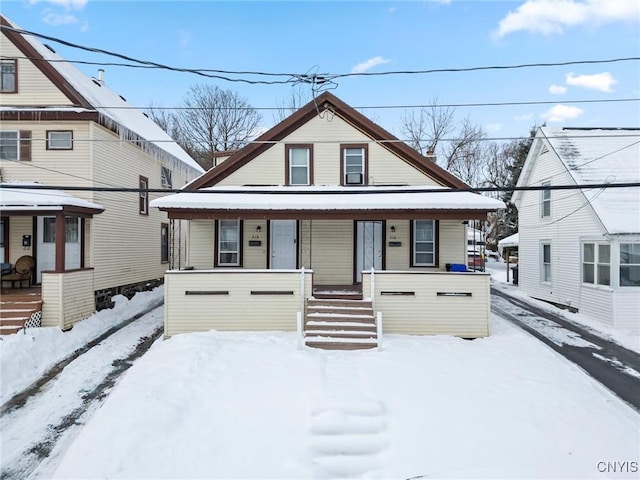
(355, 221, 383, 282)
(36, 216, 81, 283)
(270, 220, 297, 269)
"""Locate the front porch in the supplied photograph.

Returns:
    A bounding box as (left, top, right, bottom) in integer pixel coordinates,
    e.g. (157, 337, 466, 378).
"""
(163, 268, 490, 349)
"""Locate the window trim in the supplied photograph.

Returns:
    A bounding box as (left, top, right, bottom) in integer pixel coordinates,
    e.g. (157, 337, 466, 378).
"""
(139, 175, 149, 215)
(620, 242, 640, 288)
(410, 220, 439, 267)
(541, 242, 552, 284)
(215, 219, 243, 267)
(582, 242, 611, 287)
(46, 130, 73, 150)
(161, 223, 170, 264)
(285, 144, 313, 186)
(541, 180, 551, 219)
(340, 144, 368, 186)
(0, 59, 17, 94)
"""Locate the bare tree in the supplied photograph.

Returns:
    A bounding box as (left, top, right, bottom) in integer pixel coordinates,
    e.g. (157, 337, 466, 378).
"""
(176, 85, 262, 170)
(443, 117, 487, 187)
(400, 98, 455, 155)
(272, 85, 311, 124)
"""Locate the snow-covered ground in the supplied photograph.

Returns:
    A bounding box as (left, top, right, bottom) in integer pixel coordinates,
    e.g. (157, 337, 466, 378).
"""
(1, 274, 639, 479)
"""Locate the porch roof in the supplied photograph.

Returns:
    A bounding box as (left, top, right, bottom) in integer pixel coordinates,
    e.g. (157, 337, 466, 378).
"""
(0, 183, 104, 216)
(152, 185, 505, 220)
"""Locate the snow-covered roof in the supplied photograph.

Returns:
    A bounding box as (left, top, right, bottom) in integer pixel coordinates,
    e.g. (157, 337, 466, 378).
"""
(532, 128, 639, 234)
(0, 183, 104, 212)
(151, 185, 505, 211)
(3, 18, 203, 176)
(498, 233, 519, 249)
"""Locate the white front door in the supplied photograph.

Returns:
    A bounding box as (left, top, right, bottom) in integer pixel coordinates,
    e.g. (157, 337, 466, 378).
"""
(356, 221, 383, 282)
(36, 216, 81, 283)
(270, 220, 297, 269)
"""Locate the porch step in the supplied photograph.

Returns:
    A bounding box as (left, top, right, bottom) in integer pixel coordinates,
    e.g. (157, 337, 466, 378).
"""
(0, 297, 43, 335)
(304, 298, 378, 350)
(312, 286, 363, 301)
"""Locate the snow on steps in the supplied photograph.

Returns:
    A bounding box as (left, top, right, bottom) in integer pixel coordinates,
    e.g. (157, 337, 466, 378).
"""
(0, 295, 43, 335)
(305, 298, 377, 350)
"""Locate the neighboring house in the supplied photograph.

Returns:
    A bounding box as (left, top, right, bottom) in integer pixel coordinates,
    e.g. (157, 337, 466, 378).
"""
(513, 127, 640, 333)
(152, 92, 504, 347)
(0, 15, 203, 330)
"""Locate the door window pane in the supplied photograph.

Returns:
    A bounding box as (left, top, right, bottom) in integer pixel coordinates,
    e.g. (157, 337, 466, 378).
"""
(413, 220, 435, 266)
(43, 218, 56, 243)
(218, 220, 240, 266)
(65, 217, 79, 243)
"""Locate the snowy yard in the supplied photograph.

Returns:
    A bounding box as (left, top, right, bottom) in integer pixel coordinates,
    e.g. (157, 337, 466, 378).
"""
(1, 267, 639, 479)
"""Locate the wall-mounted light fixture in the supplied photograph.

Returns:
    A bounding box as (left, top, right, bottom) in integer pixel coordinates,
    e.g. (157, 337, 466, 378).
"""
(256, 225, 262, 232)
(390, 226, 396, 233)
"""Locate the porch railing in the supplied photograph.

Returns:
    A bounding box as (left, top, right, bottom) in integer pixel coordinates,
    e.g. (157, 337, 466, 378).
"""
(362, 270, 490, 338)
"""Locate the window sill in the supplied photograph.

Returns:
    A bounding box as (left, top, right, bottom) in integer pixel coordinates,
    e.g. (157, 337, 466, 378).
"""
(581, 282, 613, 293)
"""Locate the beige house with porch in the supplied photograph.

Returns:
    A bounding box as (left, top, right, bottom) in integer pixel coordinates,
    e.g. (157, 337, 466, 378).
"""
(152, 92, 504, 348)
(0, 15, 203, 333)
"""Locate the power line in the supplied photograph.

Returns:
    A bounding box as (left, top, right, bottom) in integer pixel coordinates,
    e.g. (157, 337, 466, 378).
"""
(2, 24, 639, 86)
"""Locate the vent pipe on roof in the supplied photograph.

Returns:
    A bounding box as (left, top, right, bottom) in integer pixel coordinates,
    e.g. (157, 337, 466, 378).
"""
(425, 148, 437, 162)
(97, 69, 105, 85)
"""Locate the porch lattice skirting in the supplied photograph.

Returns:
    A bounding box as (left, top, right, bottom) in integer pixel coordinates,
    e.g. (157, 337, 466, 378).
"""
(0, 294, 43, 335)
(304, 298, 378, 350)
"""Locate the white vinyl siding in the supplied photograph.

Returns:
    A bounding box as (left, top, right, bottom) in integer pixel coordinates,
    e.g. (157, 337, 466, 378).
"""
(217, 115, 441, 187)
(0, 35, 71, 106)
(41, 269, 95, 329)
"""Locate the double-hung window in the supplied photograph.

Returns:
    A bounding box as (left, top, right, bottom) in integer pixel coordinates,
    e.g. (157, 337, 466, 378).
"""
(541, 181, 551, 218)
(1, 60, 16, 93)
(620, 243, 640, 287)
(161, 223, 169, 263)
(46, 131, 73, 150)
(139, 176, 149, 215)
(0, 131, 18, 160)
(286, 145, 312, 185)
(217, 219, 241, 266)
(342, 145, 366, 185)
(541, 242, 551, 283)
(582, 243, 610, 286)
(412, 220, 436, 266)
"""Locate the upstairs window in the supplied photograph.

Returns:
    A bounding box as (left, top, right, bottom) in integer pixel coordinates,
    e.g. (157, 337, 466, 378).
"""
(541, 181, 551, 218)
(139, 176, 149, 215)
(161, 166, 172, 188)
(47, 131, 73, 150)
(0, 131, 18, 160)
(582, 243, 610, 286)
(0, 130, 31, 161)
(1, 60, 16, 93)
(412, 220, 436, 266)
(286, 145, 312, 186)
(620, 243, 640, 287)
(342, 145, 367, 185)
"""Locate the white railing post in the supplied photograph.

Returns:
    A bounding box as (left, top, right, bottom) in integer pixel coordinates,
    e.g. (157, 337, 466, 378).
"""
(370, 267, 375, 311)
(299, 267, 306, 349)
(376, 311, 383, 351)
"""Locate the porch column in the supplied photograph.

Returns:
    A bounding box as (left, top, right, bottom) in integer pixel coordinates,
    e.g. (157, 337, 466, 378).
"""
(55, 212, 66, 272)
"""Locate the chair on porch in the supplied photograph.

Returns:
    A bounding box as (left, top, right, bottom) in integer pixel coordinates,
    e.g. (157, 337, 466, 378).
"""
(0, 255, 35, 288)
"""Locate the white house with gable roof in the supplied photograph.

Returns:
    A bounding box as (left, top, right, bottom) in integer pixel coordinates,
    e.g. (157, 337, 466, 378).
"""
(513, 127, 640, 333)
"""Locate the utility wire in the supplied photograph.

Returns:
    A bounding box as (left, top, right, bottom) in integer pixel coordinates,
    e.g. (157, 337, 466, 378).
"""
(2, 24, 639, 84)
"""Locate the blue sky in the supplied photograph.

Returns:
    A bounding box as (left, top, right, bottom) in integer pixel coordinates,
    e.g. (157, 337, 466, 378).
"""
(3, 0, 639, 141)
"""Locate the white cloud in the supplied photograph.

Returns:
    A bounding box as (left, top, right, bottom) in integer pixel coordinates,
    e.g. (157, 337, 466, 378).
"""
(541, 104, 584, 122)
(29, 0, 88, 9)
(486, 123, 502, 133)
(493, 0, 639, 38)
(42, 10, 79, 25)
(515, 113, 534, 122)
(178, 30, 192, 48)
(549, 84, 568, 95)
(351, 56, 391, 74)
(565, 72, 617, 92)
